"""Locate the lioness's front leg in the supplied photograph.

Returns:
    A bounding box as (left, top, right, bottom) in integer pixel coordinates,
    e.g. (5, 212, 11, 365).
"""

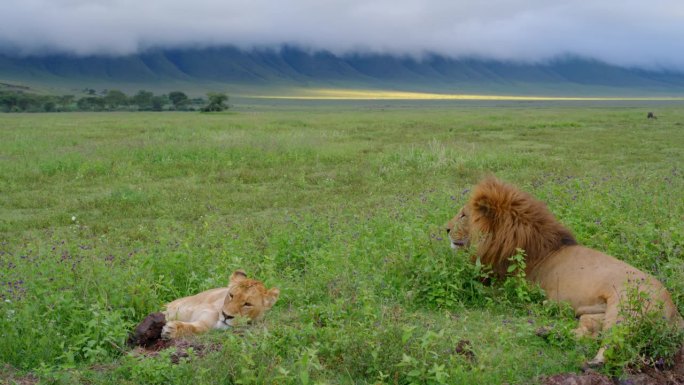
(162, 312, 218, 339)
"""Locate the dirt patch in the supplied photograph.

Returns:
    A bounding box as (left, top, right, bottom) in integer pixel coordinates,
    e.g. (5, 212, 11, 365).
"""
(542, 371, 613, 385)
(541, 348, 684, 385)
(0, 364, 39, 385)
(626, 347, 684, 385)
(130, 339, 222, 363)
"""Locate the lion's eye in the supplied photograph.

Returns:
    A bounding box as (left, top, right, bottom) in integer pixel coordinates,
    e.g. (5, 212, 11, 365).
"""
(244, 302, 252, 307)
(228, 293, 234, 299)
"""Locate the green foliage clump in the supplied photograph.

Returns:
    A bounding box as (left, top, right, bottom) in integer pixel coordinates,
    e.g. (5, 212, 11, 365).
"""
(0, 88, 205, 112)
(602, 283, 684, 375)
(500, 249, 546, 306)
(168, 91, 189, 110)
(395, 249, 490, 309)
(394, 247, 546, 312)
(201, 92, 229, 112)
(117, 348, 197, 385)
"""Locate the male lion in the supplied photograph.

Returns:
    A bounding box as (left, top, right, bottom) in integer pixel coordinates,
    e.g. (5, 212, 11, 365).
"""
(446, 177, 682, 365)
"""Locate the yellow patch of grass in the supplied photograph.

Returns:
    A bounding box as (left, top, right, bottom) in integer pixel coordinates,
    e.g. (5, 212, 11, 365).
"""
(251, 88, 684, 101)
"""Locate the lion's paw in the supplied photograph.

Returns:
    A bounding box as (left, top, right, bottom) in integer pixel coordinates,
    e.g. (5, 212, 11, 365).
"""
(161, 321, 179, 339)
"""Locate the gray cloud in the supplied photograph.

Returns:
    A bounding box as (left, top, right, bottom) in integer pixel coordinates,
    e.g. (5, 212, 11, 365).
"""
(1, 0, 683, 70)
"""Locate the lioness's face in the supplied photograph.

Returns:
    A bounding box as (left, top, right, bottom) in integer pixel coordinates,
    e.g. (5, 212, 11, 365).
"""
(219, 270, 280, 327)
(446, 206, 471, 249)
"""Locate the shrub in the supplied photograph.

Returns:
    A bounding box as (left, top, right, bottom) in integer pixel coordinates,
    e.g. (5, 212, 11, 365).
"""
(388, 248, 489, 309)
(499, 249, 546, 306)
(602, 281, 684, 375)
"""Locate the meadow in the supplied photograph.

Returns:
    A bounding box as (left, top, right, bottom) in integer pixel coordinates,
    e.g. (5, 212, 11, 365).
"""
(0, 102, 683, 384)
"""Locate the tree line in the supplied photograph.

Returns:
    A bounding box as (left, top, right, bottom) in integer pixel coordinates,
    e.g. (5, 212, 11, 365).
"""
(0, 89, 229, 113)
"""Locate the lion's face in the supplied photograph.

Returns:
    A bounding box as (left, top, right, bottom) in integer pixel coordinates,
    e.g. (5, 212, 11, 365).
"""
(446, 206, 472, 249)
(219, 270, 280, 327)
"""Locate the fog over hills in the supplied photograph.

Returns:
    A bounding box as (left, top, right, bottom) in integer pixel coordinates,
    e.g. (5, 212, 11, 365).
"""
(3, 1, 684, 95)
(2, 46, 684, 95)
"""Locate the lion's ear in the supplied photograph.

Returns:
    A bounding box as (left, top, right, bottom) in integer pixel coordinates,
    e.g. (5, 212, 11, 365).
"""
(473, 198, 497, 219)
(229, 270, 247, 284)
(264, 288, 280, 309)
(471, 177, 507, 219)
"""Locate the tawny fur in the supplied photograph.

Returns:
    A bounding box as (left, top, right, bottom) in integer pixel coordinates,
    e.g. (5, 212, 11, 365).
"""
(466, 177, 577, 277)
(161, 270, 279, 339)
(447, 177, 683, 365)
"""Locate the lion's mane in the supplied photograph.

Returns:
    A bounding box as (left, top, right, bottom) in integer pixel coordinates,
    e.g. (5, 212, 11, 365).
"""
(468, 177, 577, 277)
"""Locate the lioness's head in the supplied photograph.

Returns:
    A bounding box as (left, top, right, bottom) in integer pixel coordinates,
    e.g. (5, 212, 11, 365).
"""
(219, 270, 280, 326)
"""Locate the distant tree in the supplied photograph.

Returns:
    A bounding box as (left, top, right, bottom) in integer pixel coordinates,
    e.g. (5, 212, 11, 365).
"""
(168, 91, 189, 110)
(1, 91, 98, 112)
(76, 97, 89, 110)
(43, 101, 56, 112)
(77, 96, 105, 111)
(151, 94, 169, 111)
(0, 92, 53, 112)
(17, 94, 41, 111)
(131, 90, 154, 110)
(0, 91, 19, 112)
(103, 90, 128, 109)
(57, 95, 75, 111)
(201, 92, 229, 112)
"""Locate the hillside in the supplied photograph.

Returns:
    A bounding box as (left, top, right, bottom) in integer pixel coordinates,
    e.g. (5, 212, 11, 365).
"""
(2, 46, 684, 96)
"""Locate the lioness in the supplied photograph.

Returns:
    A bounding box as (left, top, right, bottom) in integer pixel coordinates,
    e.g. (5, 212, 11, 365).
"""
(446, 177, 683, 365)
(161, 270, 280, 339)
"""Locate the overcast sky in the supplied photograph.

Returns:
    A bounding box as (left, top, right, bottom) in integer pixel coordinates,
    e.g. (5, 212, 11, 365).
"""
(1, 0, 684, 70)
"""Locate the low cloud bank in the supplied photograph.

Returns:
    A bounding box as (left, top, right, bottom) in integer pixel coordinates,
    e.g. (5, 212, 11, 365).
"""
(1, 0, 683, 70)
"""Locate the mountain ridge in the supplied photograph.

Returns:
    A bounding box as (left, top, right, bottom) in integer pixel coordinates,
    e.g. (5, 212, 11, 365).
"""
(2, 46, 684, 95)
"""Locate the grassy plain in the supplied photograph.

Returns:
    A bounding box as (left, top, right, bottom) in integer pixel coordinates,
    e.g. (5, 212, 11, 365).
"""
(1, 102, 683, 384)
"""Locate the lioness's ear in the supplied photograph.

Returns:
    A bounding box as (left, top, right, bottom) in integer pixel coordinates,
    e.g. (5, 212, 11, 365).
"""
(229, 270, 247, 284)
(264, 288, 280, 309)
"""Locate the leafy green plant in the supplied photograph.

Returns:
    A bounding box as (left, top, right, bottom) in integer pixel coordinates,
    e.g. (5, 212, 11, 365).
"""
(400, 249, 490, 309)
(533, 300, 582, 350)
(602, 281, 684, 376)
(118, 348, 195, 385)
(499, 249, 546, 306)
(58, 303, 131, 366)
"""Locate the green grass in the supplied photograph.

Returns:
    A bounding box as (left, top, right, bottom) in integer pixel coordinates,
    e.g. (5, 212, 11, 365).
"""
(0, 104, 683, 384)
